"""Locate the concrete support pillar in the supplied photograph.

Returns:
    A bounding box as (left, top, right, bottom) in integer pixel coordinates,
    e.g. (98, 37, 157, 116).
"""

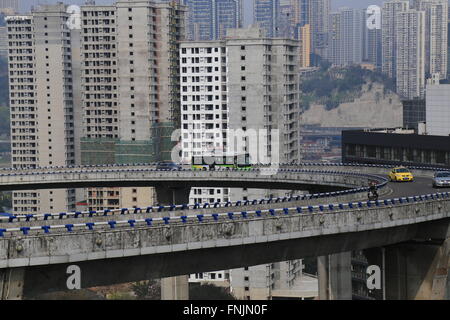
(318, 252, 352, 300)
(161, 275, 189, 300)
(155, 185, 190, 206)
(156, 185, 190, 300)
(383, 239, 450, 300)
(317, 255, 329, 300)
(0, 268, 25, 300)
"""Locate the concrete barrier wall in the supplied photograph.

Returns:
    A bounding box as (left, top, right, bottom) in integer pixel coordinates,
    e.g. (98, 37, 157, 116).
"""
(1, 195, 449, 269)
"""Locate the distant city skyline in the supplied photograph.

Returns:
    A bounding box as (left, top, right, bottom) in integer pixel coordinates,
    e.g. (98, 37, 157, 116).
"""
(14, 0, 388, 21)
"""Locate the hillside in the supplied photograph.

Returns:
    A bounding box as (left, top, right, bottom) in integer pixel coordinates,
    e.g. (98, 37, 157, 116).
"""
(300, 64, 396, 111)
(300, 81, 403, 128)
(299, 64, 402, 128)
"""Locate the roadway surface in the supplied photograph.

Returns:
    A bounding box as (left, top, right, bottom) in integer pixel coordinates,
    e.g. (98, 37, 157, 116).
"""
(385, 176, 450, 199)
(0, 164, 449, 237)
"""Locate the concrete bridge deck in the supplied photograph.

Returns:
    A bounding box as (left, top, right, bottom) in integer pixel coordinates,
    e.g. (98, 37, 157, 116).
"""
(0, 163, 449, 299)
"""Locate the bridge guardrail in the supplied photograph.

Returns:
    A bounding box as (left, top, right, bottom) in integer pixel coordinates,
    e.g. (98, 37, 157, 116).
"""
(0, 191, 448, 238)
(0, 168, 388, 224)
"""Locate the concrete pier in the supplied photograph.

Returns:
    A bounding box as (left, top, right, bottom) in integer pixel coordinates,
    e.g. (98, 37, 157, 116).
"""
(156, 185, 190, 300)
(0, 267, 25, 300)
(318, 252, 352, 300)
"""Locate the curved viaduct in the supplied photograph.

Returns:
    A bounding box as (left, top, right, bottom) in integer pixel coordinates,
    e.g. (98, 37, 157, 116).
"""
(0, 163, 449, 300)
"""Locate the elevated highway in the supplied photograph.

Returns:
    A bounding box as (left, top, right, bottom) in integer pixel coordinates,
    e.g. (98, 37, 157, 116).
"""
(0, 163, 449, 300)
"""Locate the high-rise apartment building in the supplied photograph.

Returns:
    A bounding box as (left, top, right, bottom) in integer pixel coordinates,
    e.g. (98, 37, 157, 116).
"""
(381, 0, 409, 78)
(183, 0, 242, 40)
(396, 9, 426, 99)
(180, 26, 300, 205)
(215, 0, 243, 39)
(0, 0, 19, 12)
(447, 5, 450, 79)
(327, 8, 364, 67)
(293, 0, 310, 28)
(230, 261, 318, 300)
(277, 0, 295, 39)
(6, 4, 79, 214)
(253, 0, 279, 38)
(7, 0, 185, 213)
(327, 12, 342, 66)
(0, 27, 6, 58)
(309, 0, 330, 60)
(183, 0, 214, 40)
(364, 25, 382, 69)
(179, 41, 230, 204)
(0, 14, 7, 58)
(226, 27, 300, 164)
(180, 29, 303, 290)
(79, 0, 186, 211)
(414, 0, 448, 80)
(298, 23, 310, 68)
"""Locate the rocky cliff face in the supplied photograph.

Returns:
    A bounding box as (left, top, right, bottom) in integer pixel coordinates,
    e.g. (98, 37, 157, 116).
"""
(300, 82, 403, 128)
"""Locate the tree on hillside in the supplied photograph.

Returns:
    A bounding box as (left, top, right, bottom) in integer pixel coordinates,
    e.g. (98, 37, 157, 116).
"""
(189, 283, 236, 300)
(131, 280, 161, 300)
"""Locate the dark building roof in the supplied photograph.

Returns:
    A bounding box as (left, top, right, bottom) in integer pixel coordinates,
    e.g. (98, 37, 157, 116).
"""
(342, 130, 450, 152)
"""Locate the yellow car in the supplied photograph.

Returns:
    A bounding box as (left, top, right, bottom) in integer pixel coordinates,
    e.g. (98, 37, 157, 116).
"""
(388, 167, 414, 182)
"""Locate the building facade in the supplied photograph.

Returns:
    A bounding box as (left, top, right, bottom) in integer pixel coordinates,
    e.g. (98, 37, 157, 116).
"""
(381, 0, 409, 78)
(298, 23, 310, 68)
(425, 83, 450, 136)
(179, 41, 230, 204)
(414, 0, 448, 80)
(0, 24, 7, 58)
(253, 0, 279, 38)
(215, 0, 243, 39)
(183, 0, 242, 41)
(230, 262, 318, 300)
(327, 8, 364, 67)
(342, 129, 450, 169)
(364, 7, 382, 69)
(183, 0, 214, 40)
(180, 27, 301, 202)
(0, 0, 18, 12)
(395, 9, 426, 99)
(79, 0, 185, 211)
(7, 0, 185, 213)
(180, 28, 303, 289)
(309, 0, 330, 60)
(402, 98, 426, 132)
(6, 4, 79, 214)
